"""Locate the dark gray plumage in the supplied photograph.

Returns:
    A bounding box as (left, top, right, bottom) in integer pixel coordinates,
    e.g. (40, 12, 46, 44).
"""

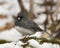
(15, 13, 43, 35)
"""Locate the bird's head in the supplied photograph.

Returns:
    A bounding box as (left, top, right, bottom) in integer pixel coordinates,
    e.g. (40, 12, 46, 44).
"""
(15, 12, 27, 26)
(17, 12, 27, 21)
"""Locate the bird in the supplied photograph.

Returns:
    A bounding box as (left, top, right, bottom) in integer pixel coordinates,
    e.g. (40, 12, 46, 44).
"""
(15, 12, 43, 35)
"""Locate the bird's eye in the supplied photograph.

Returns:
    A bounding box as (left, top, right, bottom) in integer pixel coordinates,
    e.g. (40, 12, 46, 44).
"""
(17, 17, 21, 20)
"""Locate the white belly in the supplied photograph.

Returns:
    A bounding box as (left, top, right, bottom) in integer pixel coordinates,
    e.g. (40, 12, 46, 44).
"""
(15, 26, 34, 35)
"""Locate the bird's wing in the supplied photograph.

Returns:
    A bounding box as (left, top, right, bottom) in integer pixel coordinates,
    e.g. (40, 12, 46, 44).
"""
(16, 18, 43, 32)
(27, 19, 43, 31)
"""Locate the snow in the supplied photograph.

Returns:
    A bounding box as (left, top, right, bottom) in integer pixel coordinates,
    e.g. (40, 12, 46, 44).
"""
(0, 0, 20, 16)
(0, 0, 4, 2)
(16, 41, 23, 46)
(28, 39, 60, 48)
(41, 43, 60, 48)
(0, 7, 9, 15)
(52, 6, 56, 12)
(34, 14, 47, 24)
(39, 25, 45, 30)
(0, 41, 59, 48)
(6, 16, 14, 23)
(57, 14, 60, 20)
(53, 44, 60, 48)
(30, 32, 42, 38)
(22, 0, 30, 11)
(0, 19, 6, 27)
(34, 0, 45, 4)
(0, 16, 14, 27)
(28, 39, 40, 48)
(0, 42, 23, 48)
(53, 0, 57, 3)
(22, 0, 45, 14)
(7, 0, 21, 16)
(0, 28, 22, 41)
(53, 13, 60, 21)
(33, 5, 46, 16)
(0, 0, 60, 48)
(41, 43, 53, 48)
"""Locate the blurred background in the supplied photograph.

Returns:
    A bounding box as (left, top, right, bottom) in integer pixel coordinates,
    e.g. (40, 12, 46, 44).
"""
(0, 0, 60, 40)
(18, 0, 60, 39)
(0, 0, 60, 48)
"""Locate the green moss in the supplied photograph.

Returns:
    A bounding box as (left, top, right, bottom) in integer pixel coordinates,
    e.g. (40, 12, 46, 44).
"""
(20, 37, 60, 45)
(22, 43, 29, 48)
(48, 24, 56, 32)
(20, 36, 37, 43)
(0, 40, 10, 44)
(39, 38, 60, 44)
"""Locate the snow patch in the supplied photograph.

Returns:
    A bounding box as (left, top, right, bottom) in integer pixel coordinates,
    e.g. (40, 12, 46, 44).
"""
(0, 28, 22, 41)
(30, 32, 42, 38)
(34, 14, 47, 24)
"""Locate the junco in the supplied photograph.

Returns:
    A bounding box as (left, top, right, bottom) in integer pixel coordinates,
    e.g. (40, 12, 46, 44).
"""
(15, 13, 43, 35)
